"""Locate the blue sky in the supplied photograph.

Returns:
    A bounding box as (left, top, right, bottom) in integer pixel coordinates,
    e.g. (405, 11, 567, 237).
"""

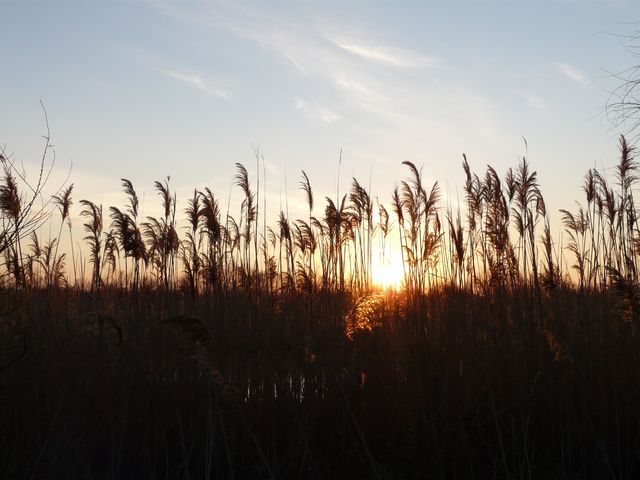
(1, 0, 640, 227)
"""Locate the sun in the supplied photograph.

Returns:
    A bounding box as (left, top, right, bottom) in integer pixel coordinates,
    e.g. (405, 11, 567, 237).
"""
(371, 250, 404, 290)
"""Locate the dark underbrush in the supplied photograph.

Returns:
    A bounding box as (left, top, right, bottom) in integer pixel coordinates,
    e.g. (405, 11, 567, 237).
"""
(2, 286, 639, 479)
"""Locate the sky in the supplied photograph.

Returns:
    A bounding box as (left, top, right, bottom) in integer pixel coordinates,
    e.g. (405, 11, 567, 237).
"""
(2, 0, 640, 237)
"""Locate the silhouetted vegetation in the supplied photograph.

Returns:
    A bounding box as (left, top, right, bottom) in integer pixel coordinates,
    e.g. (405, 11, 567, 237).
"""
(3, 132, 640, 478)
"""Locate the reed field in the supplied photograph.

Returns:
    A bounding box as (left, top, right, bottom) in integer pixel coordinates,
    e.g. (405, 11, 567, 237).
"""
(2, 133, 640, 478)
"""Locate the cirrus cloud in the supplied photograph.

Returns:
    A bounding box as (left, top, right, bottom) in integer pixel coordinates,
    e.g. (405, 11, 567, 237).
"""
(554, 62, 589, 86)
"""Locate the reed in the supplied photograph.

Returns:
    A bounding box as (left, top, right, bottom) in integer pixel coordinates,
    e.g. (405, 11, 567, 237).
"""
(4, 133, 640, 478)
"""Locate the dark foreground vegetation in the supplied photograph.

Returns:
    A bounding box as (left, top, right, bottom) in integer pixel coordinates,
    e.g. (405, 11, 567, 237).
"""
(3, 132, 640, 478)
(3, 286, 640, 479)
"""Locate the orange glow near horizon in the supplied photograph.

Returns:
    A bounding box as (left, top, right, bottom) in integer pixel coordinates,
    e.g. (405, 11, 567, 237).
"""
(371, 248, 404, 290)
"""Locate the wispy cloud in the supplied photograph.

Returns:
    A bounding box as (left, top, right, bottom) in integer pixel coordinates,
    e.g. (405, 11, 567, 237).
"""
(294, 98, 340, 124)
(554, 62, 589, 86)
(334, 74, 386, 108)
(147, 0, 509, 151)
(163, 69, 230, 100)
(328, 36, 441, 68)
(514, 90, 548, 110)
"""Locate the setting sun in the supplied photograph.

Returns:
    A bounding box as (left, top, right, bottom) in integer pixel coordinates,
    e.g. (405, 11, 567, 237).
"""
(371, 249, 404, 290)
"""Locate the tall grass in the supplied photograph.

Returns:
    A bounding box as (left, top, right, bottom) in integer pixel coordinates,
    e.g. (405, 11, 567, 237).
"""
(3, 134, 640, 477)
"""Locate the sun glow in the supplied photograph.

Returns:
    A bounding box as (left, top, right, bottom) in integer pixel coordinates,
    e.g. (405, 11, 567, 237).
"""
(371, 249, 405, 290)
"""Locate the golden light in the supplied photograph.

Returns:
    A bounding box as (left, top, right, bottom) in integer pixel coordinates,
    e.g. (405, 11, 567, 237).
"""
(371, 249, 404, 290)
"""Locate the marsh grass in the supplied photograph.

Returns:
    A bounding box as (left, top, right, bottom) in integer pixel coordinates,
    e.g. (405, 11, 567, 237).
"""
(2, 135, 640, 477)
